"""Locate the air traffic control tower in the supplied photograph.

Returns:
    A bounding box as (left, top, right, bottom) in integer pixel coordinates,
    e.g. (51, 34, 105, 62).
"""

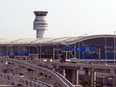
(33, 11, 48, 38)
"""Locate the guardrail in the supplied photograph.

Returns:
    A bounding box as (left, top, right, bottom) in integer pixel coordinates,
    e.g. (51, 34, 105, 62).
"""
(0, 71, 53, 87)
(1, 58, 77, 87)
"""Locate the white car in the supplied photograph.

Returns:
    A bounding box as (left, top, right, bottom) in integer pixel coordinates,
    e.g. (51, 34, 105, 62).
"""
(66, 59, 71, 62)
(43, 59, 53, 62)
(70, 58, 78, 63)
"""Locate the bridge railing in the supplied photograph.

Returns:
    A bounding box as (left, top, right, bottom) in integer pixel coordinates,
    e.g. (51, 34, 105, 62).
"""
(1, 58, 77, 87)
(0, 71, 53, 87)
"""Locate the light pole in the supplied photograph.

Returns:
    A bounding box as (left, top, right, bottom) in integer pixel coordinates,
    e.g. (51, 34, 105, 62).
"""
(74, 43, 77, 58)
(78, 34, 87, 61)
(7, 44, 12, 58)
(53, 45, 59, 60)
(78, 42, 80, 60)
(78, 41, 85, 61)
(53, 47, 55, 60)
(114, 31, 116, 64)
(39, 44, 42, 62)
(98, 48, 101, 63)
(105, 37, 107, 64)
(61, 42, 68, 59)
(29, 45, 39, 61)
(80, 41, 85, 60)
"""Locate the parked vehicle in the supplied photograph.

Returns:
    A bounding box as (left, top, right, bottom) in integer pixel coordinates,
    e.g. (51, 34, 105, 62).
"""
(70, 58, 78, 63)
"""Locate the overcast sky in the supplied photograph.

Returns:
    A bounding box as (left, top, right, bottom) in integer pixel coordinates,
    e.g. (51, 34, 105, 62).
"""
(0, 0, 116, 38)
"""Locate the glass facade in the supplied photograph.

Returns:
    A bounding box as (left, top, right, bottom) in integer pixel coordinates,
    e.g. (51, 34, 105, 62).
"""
(59, 37, 116, 61)
(74, 37, 115, 61)
(0, 35, 116, 61)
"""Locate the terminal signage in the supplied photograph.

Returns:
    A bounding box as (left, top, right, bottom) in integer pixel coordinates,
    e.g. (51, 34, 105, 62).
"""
(90, 46, 96, 51)
(62, 46, 72, 52)
(62, 46, 96, 52)
(76, 47, 85, 52)
(2, 52, 10, 56)
(2, 52, 29, 56)
(76, 46, 96, 52)
(14, 52, 29, 56)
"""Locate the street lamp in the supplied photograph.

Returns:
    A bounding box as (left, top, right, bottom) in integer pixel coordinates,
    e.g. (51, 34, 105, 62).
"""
(98, 48, 101, 63)
(77, 41, 85, 61)
(7, 44, 13, 58)
(114, 31, 116, 64)
(105, 37, 107, 64)
(61, 42, 68, 59)
(29, 45, 39, 61)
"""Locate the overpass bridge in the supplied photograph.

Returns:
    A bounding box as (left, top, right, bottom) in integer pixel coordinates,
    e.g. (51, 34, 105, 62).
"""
(0, 58, 83, 87)
(0, 72, 53, 87)
(36, 60, 116, 87)
(1, 58, 116, 87)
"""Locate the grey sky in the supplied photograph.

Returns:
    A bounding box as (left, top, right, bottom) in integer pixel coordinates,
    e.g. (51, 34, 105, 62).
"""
(0, 0, 116, 38)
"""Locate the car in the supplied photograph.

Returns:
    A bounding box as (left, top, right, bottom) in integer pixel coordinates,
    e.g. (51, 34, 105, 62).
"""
(43, 59, 47, 62)
(70, 58, 78, 63)
(43, 59, 53, 62)
(65, 59, 71, 62)
(49, 59, 53, 62)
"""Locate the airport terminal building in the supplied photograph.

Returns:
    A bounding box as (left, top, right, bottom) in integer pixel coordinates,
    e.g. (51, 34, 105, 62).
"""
(0, 34, 116, 62)
(0, 11, 116, 62)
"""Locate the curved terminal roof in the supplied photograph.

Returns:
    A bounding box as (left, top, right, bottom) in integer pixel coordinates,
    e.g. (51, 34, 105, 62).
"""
(0, 38, 16, 45)
(0, 34, 115, 46)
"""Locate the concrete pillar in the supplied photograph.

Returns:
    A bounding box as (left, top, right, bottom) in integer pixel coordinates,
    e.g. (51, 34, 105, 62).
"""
(26, 69, 37, 80)
(112, 77, 116, 87)
(65, 69, 78, 85)
(33, 70, 37, 80)
(84, 68, 89, 87)
(63, 69, 66, 77)
(90, 69, 96, 87)
(72, 69, 78, 85)
(65, 69, 70, 83)
(84, 69, 89, 81)
(77, 70, 79, 84)
(110, 69, 116, 87)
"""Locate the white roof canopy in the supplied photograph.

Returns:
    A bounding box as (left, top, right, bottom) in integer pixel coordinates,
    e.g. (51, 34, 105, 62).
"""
(0, 34, 115, 46)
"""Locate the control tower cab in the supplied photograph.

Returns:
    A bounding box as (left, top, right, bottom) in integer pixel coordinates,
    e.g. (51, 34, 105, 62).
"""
(33, 11, 48, 38)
